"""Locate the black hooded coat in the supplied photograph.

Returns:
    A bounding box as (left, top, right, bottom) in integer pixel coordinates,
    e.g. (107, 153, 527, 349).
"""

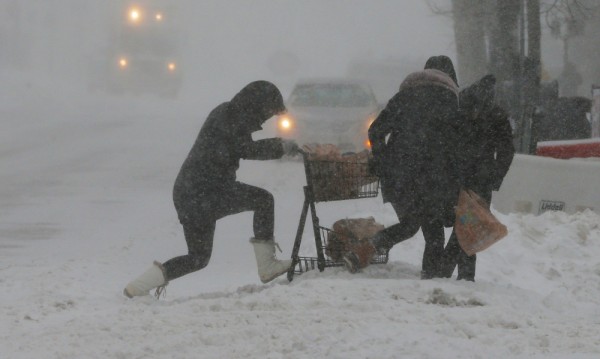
(366, 63, 463, 279)
(368, 69, 462, 223)
(457, 75, 515, 197)
(173, 81, 285, 211)
(441, 74, 515, 281)
(162, 81, 288, 281)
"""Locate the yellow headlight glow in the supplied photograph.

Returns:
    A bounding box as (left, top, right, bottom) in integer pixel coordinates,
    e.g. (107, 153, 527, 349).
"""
(119, 58, 128, 68)
(278, 115, 294, 130)
(155, 13, 163, 21)
(128, 8, 141, 23)
(367, 116, 375, 129)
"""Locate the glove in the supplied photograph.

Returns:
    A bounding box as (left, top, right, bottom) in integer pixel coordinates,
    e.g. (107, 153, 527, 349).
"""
(281, 139, 299, 156)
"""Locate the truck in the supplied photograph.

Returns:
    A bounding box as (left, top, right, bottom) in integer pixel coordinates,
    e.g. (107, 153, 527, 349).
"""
(93, 1, 182, 97)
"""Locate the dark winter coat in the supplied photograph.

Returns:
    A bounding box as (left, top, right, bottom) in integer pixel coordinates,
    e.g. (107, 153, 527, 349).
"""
(458, 105, 515, 195)
(439, 75, 515, 282)
(458, 76, 515, 196)
(368, 69, 462, 221)
(173, 81, 285, 207)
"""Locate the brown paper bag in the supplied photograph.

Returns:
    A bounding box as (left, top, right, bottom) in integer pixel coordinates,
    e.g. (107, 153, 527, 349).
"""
(326, 217, 383, 267)
(455, 189, 508, 256)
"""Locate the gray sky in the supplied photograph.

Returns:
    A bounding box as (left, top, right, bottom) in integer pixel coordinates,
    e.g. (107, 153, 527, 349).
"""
(176, 1, 457, 98)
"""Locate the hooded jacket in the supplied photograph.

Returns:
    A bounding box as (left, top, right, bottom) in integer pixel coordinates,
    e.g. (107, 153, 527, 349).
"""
(368, 68, 461, 216)
(458, 75, 514, 195)
(173, 81, 286, 203)
(424, 55, 459, 87)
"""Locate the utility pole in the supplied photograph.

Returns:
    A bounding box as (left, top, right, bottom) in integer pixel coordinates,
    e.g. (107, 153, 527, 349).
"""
(509, 0, 541, 154)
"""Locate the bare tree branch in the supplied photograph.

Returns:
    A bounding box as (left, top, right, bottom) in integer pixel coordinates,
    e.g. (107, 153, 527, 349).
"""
(425, 0, 453, 18)
(541, 0, 600, 39)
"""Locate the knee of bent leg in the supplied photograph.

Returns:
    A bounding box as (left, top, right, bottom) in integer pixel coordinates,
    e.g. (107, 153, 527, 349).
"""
(190, 252, 211, 271)
(256, 189, 274, 211)
(265, 191, 274, 208)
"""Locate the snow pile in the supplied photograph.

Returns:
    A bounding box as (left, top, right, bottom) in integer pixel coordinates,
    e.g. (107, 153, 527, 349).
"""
(2, 208, 600, 358)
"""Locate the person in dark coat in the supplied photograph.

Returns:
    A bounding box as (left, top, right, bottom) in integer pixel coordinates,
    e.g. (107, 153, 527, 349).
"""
(364, 56, 462, 279)
(441, 74, 515, 281)
(124, 81, 299, 298)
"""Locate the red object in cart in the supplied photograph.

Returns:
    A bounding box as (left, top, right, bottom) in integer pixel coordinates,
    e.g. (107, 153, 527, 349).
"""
(536, 139, 600, 159)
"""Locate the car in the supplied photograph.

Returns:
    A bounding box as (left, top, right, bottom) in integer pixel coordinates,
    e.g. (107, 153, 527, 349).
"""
(275, 79, 381, 152)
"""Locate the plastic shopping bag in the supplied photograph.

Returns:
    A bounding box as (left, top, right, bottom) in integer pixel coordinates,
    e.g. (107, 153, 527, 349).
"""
(455, 189, 508, 256)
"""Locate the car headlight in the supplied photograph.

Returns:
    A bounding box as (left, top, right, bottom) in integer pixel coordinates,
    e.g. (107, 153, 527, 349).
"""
(118, 57, 128, 69)
(366, 115, 376, 129)
(363, 115, 376, 148)
(277, 115, 294, 131)
(167, 62, 176, 72)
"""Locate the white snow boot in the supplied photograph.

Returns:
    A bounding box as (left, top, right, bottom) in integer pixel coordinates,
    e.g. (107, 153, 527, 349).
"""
(123, 261, 168, 298)
(250, 237, 292, 283)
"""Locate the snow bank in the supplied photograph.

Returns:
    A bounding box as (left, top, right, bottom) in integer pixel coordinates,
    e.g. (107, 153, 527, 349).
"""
(492, 154, 600, 215)
(3, 207, 600, 358)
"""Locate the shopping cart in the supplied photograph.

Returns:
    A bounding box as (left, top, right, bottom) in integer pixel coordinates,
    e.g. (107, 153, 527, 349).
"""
(287, 149, 389, 281)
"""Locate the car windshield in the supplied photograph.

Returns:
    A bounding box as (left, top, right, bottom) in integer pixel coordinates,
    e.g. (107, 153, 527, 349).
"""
(289, 83, 374, 107)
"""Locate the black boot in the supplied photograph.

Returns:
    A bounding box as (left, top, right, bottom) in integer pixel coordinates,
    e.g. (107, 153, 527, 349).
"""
(370, 231, 390, 256)
(439, 231, 462, 278)
(456, 252, 476, 281)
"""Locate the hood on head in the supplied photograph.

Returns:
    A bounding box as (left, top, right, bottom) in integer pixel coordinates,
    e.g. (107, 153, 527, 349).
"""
(230, 81, 286, 131)
(460, 74, 496, 116)
(424, 55, 458, 87)
(400, 69, 459, 98)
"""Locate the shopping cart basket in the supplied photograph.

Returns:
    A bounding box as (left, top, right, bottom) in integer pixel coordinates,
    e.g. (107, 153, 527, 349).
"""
(287, 149, 388, 281)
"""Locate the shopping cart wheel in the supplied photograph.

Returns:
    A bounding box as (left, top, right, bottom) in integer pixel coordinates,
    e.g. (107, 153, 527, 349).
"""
(343, 252, 360, 274)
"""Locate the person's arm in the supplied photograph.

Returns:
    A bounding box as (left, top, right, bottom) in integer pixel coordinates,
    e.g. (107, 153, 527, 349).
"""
(448, 111, 472, 189)
(239, 135, 285, 160)
(491, 107, 515, 190)
(368, 101, 397, 158)
(368, 96, 401, 175)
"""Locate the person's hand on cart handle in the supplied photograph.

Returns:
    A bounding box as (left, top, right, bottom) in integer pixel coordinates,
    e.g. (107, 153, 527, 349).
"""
(282, 139, 300, 156)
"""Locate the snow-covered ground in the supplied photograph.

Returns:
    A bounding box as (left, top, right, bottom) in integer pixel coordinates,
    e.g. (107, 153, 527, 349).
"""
(2, 73, 600, 359)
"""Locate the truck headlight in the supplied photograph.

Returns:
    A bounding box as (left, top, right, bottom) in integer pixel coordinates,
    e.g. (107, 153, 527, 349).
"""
(128, 8, 141, 23)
